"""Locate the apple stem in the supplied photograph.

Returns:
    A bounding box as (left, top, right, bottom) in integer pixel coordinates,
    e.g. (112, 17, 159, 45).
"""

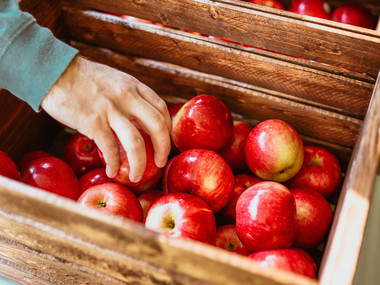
(97, 201, 107, 208)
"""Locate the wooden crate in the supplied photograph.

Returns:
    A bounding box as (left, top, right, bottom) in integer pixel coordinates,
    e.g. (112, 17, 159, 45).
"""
(0, 0, 379, 284)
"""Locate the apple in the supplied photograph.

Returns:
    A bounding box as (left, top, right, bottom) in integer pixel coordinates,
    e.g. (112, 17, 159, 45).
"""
(0, 150, 20, 180)
(161, 156, 176, 194)
(98, 121, 160, 187)
(166, 148, 235, 212)
(330, 3, 376, 29)
(129, 167, 163, 196)
(219, 173, 263, 224)
(17, 150, 51, 174)
(247, 0, 285, 10)
(213, 224, 251, 256)
(218, 120, 252, 173)
(286, 145, 341, 198)
(20, 156, 80, 200)
(236, 181, 296, 252)
(138, 190, 165, 222)
(145, 192, 216, 244)
(290, 187, 333, 248)
(78, 168, 113, 195)
(288, 0, 331, 19)
(171, 94, 234, 152)
(168, 102, 185, 155)
(77, 182, 143, 223)
(244, 119, 304, 182)
(248, 248, 317, 278)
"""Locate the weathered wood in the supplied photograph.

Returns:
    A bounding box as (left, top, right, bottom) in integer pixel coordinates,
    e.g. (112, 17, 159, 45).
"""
(0, 177, 319, 285)
(319, 71, 380, 285)
(65, 0, 380, 78)
(63, 8, 375, 119)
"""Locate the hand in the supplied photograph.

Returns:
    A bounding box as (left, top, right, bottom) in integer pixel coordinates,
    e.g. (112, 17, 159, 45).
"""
(41, 55, 172, 182)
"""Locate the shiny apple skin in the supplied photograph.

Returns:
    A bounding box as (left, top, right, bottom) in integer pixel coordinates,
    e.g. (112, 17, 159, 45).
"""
(20, 156, 80, 200)
(171, 94, 234, 152)
(77, 182, 143, 223)
(145, 192, 216, 244)
(330, 3, 375, 29)
(289, 0, 331, 19)
(129, 168, 163, 196)
(166, 149, 235, 212)
(78, 168, 113, 195)
(248, 0, 285, 10)
(213, 224, 251, 256)
(138, 190, 165, 222)
(236, 181, 296, 252)
(244, 119, 304, 182)
(0, 150, 20, 180)
(17, 150, 51, 174)
(248, 248, 317, 278)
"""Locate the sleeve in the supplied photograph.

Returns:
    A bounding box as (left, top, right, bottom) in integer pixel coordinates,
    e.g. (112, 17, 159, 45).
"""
(0, 0, 78, 112)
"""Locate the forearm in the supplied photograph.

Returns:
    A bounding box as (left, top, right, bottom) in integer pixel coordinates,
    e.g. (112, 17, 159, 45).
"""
(0, 0, 78, 111)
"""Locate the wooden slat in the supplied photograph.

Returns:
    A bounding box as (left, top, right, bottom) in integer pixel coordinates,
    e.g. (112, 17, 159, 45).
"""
(65, 0, 380, 78)
(63, 8, 374, 119)
(72, 42, 362, 153)
(319, 71, 380, 285)
(0, 176, 319, 285)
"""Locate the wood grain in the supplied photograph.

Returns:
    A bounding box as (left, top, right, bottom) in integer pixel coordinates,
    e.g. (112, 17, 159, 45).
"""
(319, 71, 380, 285)
(63, 8, 374, 119)
(65, 0, 380, 78)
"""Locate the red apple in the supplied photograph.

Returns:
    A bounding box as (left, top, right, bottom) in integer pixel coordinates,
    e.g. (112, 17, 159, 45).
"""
(78, 168, 113, 195)
(286, 145, 341, 198)
(168, 102, 185, 155)
(219, 173, 263, 224)
(98, 121, 160, 187)
(17, 150, 51, 174)
(0, 150, 20, 180)
(218, 120, 252, 173)
(145, 192, 216, 244)
(247, 0, 285, 10)
(236, 181, 296, 252)
(129, 167, 163, 196)
(77, 182, 143, 223)
(244, 119, 304, 182)
(171, 94, 234, 152)
(248, 248, 317, 278)
(20, 156, 80, 200)
(290, 187, 333, 248)
(289, 0, 331, 19)
(166, 149, 235, 212)
(213, 224, 251, 256)
(330, 3, 376, 29)
(138, 190, 165, 222)
(63, 132, 104, 176)
(161, 156, 176, 194)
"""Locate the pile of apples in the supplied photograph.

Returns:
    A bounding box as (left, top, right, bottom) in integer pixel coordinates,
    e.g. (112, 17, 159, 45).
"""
(0, 94, 343, 279)
(245, 0, 376, 30)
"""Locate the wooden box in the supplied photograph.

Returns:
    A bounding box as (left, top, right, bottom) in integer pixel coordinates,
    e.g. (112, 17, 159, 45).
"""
(0, 0, 379, 284)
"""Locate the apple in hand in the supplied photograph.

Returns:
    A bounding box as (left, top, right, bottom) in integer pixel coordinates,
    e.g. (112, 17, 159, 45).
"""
(247, 0, 285, 10)
(213, 224, 251, 256)
(219, 173, 263, 224)
(168, 102, 185, 155)
(330, 3, 375, 29)
(245, 119, 304, 182)
(17, 150, 51, 174)
(166, 149, 235, 212)
(77, 182, 143, 222)
(248, 248, 317, 279)
(219, 121, 252, 173)
(129, 168, 163, 196)
(289, 0, 331, 19)
(236, 181, 296, 252)
(78, 168, 113, 195)
(171, 94, 234, 152)
(286, 145, 341, 198)
(138, 190, 165, 222)
(145, 192, 216, 244)
(20, 156, 80, 200)
(290, 187, 333, 248)
(98, 121, 160, 187)
(0, 150, 20, 180)
(63, 132, 104, 176)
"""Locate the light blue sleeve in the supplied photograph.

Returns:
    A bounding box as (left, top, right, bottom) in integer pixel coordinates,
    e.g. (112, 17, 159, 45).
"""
(0, 0, 78, 111)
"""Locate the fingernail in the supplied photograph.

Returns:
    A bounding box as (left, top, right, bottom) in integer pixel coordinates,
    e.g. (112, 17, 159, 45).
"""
(157, 158, 168, 168)
(106, 167, 117, 178)
(130, 175, 143, 183)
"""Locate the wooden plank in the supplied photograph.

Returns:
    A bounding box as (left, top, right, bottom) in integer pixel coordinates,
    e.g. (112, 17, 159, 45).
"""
(63, 8, 374, 119)
(318, 71, 380, 285)
(72, 42, 362, 152)
(65, 0, 380, 78)
(0, 177, 319, 285)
